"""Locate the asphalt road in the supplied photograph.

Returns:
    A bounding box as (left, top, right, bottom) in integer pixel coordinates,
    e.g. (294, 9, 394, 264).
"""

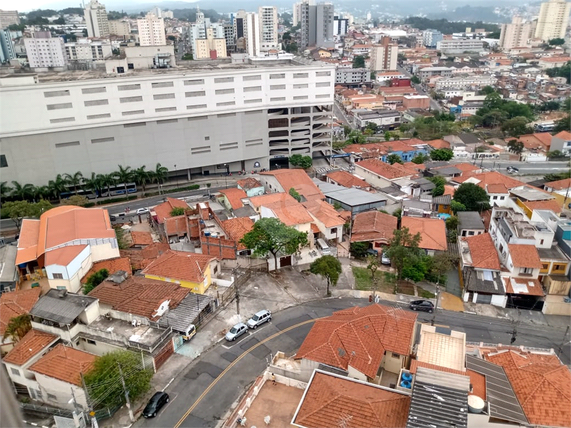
(136, 298, 571, 428)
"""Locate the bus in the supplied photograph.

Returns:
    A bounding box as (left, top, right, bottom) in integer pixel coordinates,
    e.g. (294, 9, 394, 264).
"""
(101, 183, 137, 197)
(60, 187, 98, 200)
(534, 122, 555, 132)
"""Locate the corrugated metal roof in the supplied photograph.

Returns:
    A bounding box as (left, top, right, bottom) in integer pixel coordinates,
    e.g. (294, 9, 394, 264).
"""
(30, 289, 98, 325)
(164, 292, 211, 333)
(465, 355, 528, 425)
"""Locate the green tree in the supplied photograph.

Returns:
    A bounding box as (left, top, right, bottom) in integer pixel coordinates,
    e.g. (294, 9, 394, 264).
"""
(546, 150, 569, 159)
(481, 110, 508, 128)
(64, 171, 84, 195)
(310, 255, 342, 296)
(345, 130, 366, 145)
(285, 42, 298, 53)
(453, 183, 491, 212)
(240, 218, 308, 271)
(385, 227, 422, 281)
(84, 350, 153, 409)
(554, 115, 571, 132)
(430, 148, 454, 161)
(83, 269, 109, 294)
(0, 181, 12, 201)
(450, 200, 466, 214)
(349, 241, 369, 258)
(386, 154, 404, 164)
(352, 55, 365, 68)
(479, 85, 496, 95)
(170, 207, 185, 216)
(10, 182, 36, 201)
(182, 53, 193, 60)
(384, 131, 391, 141)
(289, 187, 302, 202)
(2, 200, 52, 231)
(483, 92, 504, 110)
(545, 61, 571, 83)
(411, 75, 421, 84)
(507, 139, 524, 154)
(61, 195, 89, 207)
(3, 314, 32, 342)
(114, 165, 133, 195)
(153, 163, 169, 187)
(47, 174, 68, 202)
(445, 216, 458, 231)
(83, 172, 103, 197)
(97, 173, 116, 197)
(548, 38, 565, 46)
(411, 153, 429, 164)
(133, 166, 151, 195)
(366, 122, 379, 133)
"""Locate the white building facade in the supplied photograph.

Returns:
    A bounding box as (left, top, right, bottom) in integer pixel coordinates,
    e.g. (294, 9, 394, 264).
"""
(436, 39, 484, 54)
(259, 6, 278, 52)
(65, 39, 112, 62)
(84, 0, 109, 38)
(24, 32, 67, 69)
(534, 0, 571, 41)
(137, 13, 166, 46)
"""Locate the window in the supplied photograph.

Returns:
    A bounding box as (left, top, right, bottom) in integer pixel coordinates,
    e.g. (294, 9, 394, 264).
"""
(152, 81, 174, 88)
(0, 155, 7, 168)
(461, 231, 466, 236)
(186, 91, 206, 97)
(293, 72, 309, 78)
(468, 231, 475, 236)
(86, 339, 96, 345)
(215, 88, 235, 95)
(270, 97, 286, 102)
(187, 104, 207, 109)
(47, 103, 72, 110)
(270, 73, 285, 79)
(10, 368, 20, 376)
(553, 264, 566, 272)
(153, 93, 175, 100)
(316, 71, 331, 77)
(205, 136, 210, 141)
(243, 75, 261, 81)
(217, 101, 235, 107)
(520, 267, 533, 275)
(270, 84, 286, 90)
(293, 84, 308, 89)
(91, 137, 114, 144)
(220, 142, 238, 150)
(118, 84, 141, 91)
(47, 393, 57, 401)
(157, 119, 178, 124)
(84, 99, 109, 107)
(50, 117, 75, 123)
(244, 86, 261, 92)
(500, 196, 505, 200)
(123, 122, 146, 128)
(316, 81, 331, 87)
(293, 95, 308, 100)
(120, 96, 143, 103)
(492, 196, 497, 200)
(316, 94, 330, 99)
(122, 110, 144, 116)
(245, 99, 262, 104)
(188, 116, 207, 121)
(191, 145, 211, 154)
(53, 273, 64, 279)
(55, 141, 79, 148)
(217, 113, 236, 118)
(82, 87, 106, 94)
(184, 79, 204, 85)
(87, 113, 111, 120)
(214, 77, 234, 83)
(44, 90, 70, 98)
(155, 107, 177, 112)
(245, 138, 263, 146)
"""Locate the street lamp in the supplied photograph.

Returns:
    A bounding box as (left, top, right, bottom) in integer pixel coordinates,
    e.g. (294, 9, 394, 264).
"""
(174, 164, 179, 187)
(224, 164, 229, 188)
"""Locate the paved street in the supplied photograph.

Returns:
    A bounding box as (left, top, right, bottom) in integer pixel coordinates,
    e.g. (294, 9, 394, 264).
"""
(133, 297, 571, 428)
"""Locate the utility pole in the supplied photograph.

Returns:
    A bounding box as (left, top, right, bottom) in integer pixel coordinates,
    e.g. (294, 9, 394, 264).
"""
(70, 387, 86, 428)
(117, 363, 134, 423)
(80, 373, 98, 428)
(234, 268, 240, 316)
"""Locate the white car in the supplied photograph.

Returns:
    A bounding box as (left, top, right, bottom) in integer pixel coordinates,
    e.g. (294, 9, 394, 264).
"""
(247, 310, 272, 329)
(225, 323, 248, 341)
(137, 208, 149, 214)
(381, 253, 391, 266)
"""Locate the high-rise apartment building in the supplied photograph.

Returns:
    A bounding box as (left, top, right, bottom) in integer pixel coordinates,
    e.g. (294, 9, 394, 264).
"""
(195, 27, 228, 59)
(370, 37, 398, 71)
(300, 2, 334, 49)
(245, 12, 261, 57)
(0, 29, 16, 63)
(84, 0, 110, 38)
(65, 38, 112, 62)
(109, 20, 130, 36)
(0, 60, 335, 186)
(422, 29, 443, 48)
(259, 6, 278, 51)
(0, 10, 20, 28)
(137, 13, 166, 46)
(499, 17, 537, 50)
(534, 0, 571, 41)
(333, 16, 348, 36)
(24, 32, 67, 69)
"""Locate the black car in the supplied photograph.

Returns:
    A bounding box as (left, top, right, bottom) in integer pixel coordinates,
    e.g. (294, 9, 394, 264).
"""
(506, 166, 519, 174)
(409, 300, 434, 313)
(143, 392, 169, 418)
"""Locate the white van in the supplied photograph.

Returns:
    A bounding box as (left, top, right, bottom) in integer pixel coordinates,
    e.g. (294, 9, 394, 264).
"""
(316, 238, 331, 255)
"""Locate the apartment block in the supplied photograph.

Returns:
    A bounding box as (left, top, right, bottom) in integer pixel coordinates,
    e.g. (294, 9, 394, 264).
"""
(370, 37, 398, 72)
(422, 29, 443, 48)
(65, 39, 112, 62)
(0, 29, 16, 63)
(436, 39, 484, 54)
(137, 13, 166, 46)
(109, 20, 130, 37)
(434, 75, 497, 90)
(24, 32, 67, 69)
(535, 0, 571, 41)
(300, 2, 334, 50)
(259, 6, 278, 52)
(84, 0, 109, 38)
(0, 60, 335, 186)
(195, 28, 227, 59)
(333, 16, 348, 36)
(335, 68, 371, 85)
(499, 17, 536, 51)
(0, 10, 20, 28)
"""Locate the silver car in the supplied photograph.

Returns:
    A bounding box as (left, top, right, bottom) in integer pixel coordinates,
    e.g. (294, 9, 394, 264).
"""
(247, 310, 272, 329)
(225, 322, 248, 341)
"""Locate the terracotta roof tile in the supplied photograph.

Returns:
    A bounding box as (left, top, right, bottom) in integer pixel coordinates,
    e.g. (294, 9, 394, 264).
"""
(263, 200, 314, 226)
(356, 159, 413, 180)
(44, 245, 87, 266)
(427, 139, 450, 149)
(351, 211, 397, 243)
(467, 369, 486, 400)
(484, 350, 571, 427)
(236, 177, 263, 191)
(533, 133, 552, 149)
(219, 188, 247, 210)
(0, 288, 41, 336)
(487, 183, 509, 194)
(410, 360, 467, 376)
(259, 169, 323, 201)
(293, 371, 411, 428)
(401, 217, 447, 251)
(295, 304, 417, 378)
(130, 231, 153, 246)
(89, 275, 189, 320)
(221, 217, 254, 250)
(326, 170, 369, 189)
(248, 192, 298, 210)
(522, 199, 562, 214)
(29, 344, 96, 386)
(454, 163, 480, 174)
(454, 171, 526, 190)
(444, 185, 455, 196)
(152, 198, 188, 224)
(545, 178, 571, 191)
(142, 250, 216, 283)
(3, 329, 58, 366)
(554, 130, 571, 140)
(81, 257, 132, 284)
(502, 277, 545, 296)
(303, 200, 345, 228)
(464, 233, 501, 270)
(508, 244, 542, 268)
(15, 219, 40, 264)
(404, 162, 426, 172)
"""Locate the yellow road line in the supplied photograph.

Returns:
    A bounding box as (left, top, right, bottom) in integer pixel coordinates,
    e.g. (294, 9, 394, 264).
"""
(173, 317, 318, 428)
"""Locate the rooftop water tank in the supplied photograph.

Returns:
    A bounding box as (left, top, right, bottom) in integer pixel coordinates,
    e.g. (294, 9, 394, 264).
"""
(400, 380, 411, 389)
(468, 395, 485, 414)
(204, 231, 211, 237)
(402, 372, 413, 382)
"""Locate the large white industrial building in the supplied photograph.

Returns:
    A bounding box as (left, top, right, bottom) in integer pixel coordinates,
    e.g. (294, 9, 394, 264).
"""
(0, 58, 335, 186)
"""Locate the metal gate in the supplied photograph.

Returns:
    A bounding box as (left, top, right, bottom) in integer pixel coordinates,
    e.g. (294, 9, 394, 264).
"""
(476, 293, 492, 304)
(280, 255, 292, 267)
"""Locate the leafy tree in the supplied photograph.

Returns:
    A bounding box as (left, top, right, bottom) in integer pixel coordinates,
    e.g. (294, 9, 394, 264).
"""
(310, 255, 342, 296)
(8, 23, 26, 32)
(282, 32, 291, 41)
(240, 218, 308, 271)
(386, 154, 404, 164)
(167, 35, 176, 41)
(345, 130, 366, 145)
(349, 241, 369, 258)
(61, 195, 89, 207)
(483, 92, 504, 110)
(54, 15, 65, 24)
(84, 350, 153, 409)
(384, 131, 391, 141)
(366, 255, 379, 280)
(83, 172, 103, 197)
(544, 171, 571, 182)
(385, 227, 422, 281)
(450, 200, 466, 214)
(430, 148, 454, 161)
(2, 200, 52, 231)
(411, 153, 429, 164)
(546, 150, 569, 159)
(133, 166, 151, 194)
(170, 207, 185, 216)
(10, 182, 36, 201)
(501, 102, 534, 120)
(427, 176, 446, 188)
(445, 216, 458, 231)
(487, 30, 501, 39)
(153, 163, 169, 186)
(545, 61, 571, 83)
(401, 258, 428, 282)
(285, 42, 298, 53)
(47, 174, 68, 202)
(182, 53, 193, 60)
(352, 55, 365, 68)
(453, 183, 490, 212)
(114, 165, 133, 195)
(548, 38, 565, 46)
(536, 101, 561, 112)
(0, 181, 12, 201)
(83, 269, 109, 294)
(481, 110, 508, 128)
(366, 122, 379, 134)
(554, 115, 570, 132)
(411, 75, 421, 84)
(3, 314, 32, 342)
(479, 86, 496, 95)
(97, 173, 116, 197)
(507, 139, 524, 154)
(289, 187, 302, 202)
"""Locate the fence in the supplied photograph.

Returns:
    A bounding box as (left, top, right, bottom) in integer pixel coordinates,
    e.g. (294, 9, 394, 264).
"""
(20, 402, 73, 418)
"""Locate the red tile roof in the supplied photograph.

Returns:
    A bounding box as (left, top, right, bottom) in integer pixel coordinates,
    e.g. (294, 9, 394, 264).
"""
(219, 188, 247, 210)
(427, 139, 450, 149)
(0, 288, 41, 336)
(444, 185, 455, 196)
(464, 233, 500, 270)
(152, 197, 188, 224)
(44, 245, 87, 266)
(484, 350, 571, 427)
(15, 219, 40, 265)
(554, 130, 571, 141)
(236, 177, 263, 191)
(248, 192, 298, 210)
(130, 231, 153, 246)
(326, 170, 369, 189)
(454, 163, 480, 174)
(502, 277, 545, 296)
(351, 211, 397, 243)
(467, 369, 486, 400)
(454, 171, 526, 190)
(263, 200, 314, 226)
(259, 169, 323, 201)
(409, 359, 467, 376)
(221, 217, 254, 250)
(142, 250, 216, 283)
(295, 304, 417, 378)
(522, 199, 562, 214)
(486, 183, 509, 194)
(401, 217, 447, 251)
(29, 344, 96, 386)
(545, 178, 571, 191)
(81, 257, 132, 284)
(293, 371, 411, 428)
(508, 244, 542, 268)
(3, 329, 58, 366)
(303, 200, 345, 228)
(533, 133, 552, 149)
(356, 159, 413, 180)
(88, 275, 189, 320)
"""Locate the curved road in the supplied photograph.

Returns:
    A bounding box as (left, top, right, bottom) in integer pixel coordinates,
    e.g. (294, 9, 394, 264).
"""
(135, 298, 570, 428)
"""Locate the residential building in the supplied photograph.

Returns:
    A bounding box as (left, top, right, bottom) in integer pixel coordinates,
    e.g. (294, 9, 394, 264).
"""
(436, 39, 484, 54)
(302, 199, 345, 243)
(326, 170, 369, 190)
(108, 20, 130, 36)
(218, 188, 247, 211)
(64, 38, 112, 63)
(151, 197, 189, 239)
(0, 60, 335, 186)
(351, 211, 397, 250)
(195, 27, 228, 59)
(0, 29, 16, 63)
(237, 177, 265, 197)
(142, 250, 220, 294)
(434, 75, 496, 90)
(300, 2, 334, 50)
(259, 169, 324, 202)
(354, 159, 414, 189)
(314, 180, 388, 213)
(0, 10, 19, 28)
(549, 130, 571, 156)
(369, 37, 398, 72)
(401, 216, 447, 254)
(333, 16, 348, 36)
(335, 67, 371, 85)
(543, 177, 571, 196)
(258, 6, 278, 52)
(353, 110, 401, 130)
(499, 17, 536, 51)
(422, 29, 443, 48)
(137, 13, 166, 46)
(0, 243, 18, 293)
(534, 0, 571, 41)
(24, 32, 67, 69)
(0, 289, 41, 353)
(84, 0, 110, 38)
(417, 66, 453, 81)
(457, 211, 485, 237)
(15, 206, 119, 293)
(292, 1, 304, 27)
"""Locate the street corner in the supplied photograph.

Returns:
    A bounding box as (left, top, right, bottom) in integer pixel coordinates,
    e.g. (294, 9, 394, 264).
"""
(439, 292, 465, 312)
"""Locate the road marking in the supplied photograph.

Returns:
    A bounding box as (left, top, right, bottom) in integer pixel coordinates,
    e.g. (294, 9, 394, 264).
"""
(220, 324, 272, 349)
(173, 317, 318, 428)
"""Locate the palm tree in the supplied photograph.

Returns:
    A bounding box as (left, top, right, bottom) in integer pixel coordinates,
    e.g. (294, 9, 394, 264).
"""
(113, 165, 133, 196)
(154, 163, 169, 186)
(48, 174, 69, 202)
(64, 171, 84, 195)
(133, 166, 151, 195)
(3, 314, 32, 342)
(33, 185, 52, 202)
(97, 173, 116, 198)
(10, 181, 35, 201)
(83, 173, 103, 197)
(0, 181, 12, 202)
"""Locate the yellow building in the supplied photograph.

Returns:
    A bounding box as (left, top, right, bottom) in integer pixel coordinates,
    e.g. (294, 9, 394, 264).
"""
(195, 28, 227, 59)
(141, 250, 220, 294)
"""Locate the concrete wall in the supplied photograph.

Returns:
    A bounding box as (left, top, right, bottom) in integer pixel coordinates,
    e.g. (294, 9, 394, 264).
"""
(45, 246, 92, 292)
(381, 352, 405, 374)
(542, 294, 571, 316)
(34, 372, 89, 410)
(354, 164, 393, 188)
